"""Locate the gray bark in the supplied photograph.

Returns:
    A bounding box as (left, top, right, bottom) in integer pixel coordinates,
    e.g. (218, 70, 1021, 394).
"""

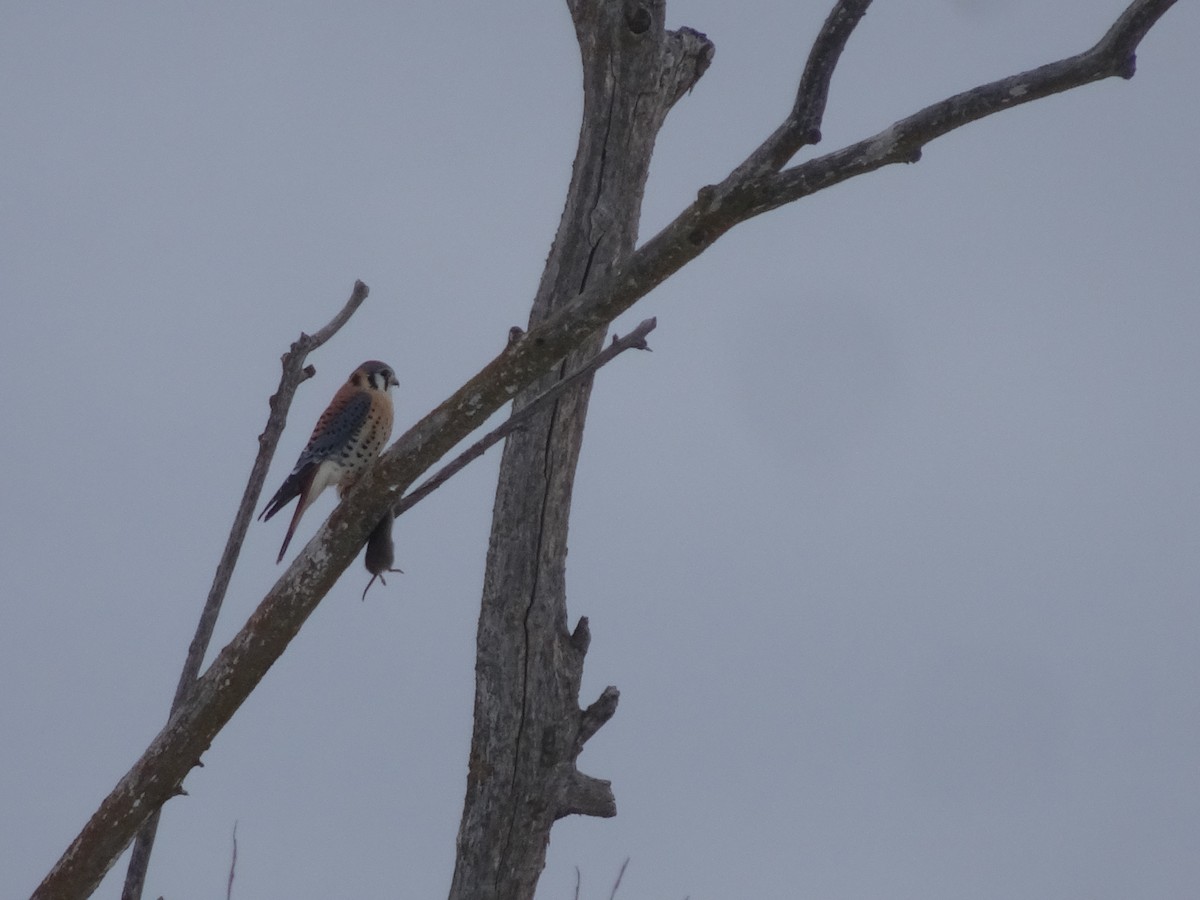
(447, 4, 711, 899)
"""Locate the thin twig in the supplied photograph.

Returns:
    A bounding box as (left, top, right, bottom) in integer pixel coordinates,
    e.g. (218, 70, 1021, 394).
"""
(608, 858, 630, 900)
(226, 822, 238, 900)
(118, 281, 370, 900)
(390, 318, 656, 521)
(738, 0, 1176, 219)
(307, 282, 370, 346)
(732, 0, 873, 179)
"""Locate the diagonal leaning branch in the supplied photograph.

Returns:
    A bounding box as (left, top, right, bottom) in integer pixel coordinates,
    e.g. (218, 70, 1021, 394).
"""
(608, 0, 1179, 299)
(32, 1, 1179, 896)
(389, 318, 657, 522)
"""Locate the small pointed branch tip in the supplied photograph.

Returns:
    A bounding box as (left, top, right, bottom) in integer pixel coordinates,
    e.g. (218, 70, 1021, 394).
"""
(570, 616, 592, 653)
(307, 280, 372, 348)
(578, 685, 620, 747)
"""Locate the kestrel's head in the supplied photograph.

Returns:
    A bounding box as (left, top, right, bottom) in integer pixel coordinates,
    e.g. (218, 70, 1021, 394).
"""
(351, 360, 399, 393)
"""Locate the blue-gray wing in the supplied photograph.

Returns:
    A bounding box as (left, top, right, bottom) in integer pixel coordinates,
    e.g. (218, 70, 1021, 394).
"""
(296, 391, 372, 469)
(258, 388, 372, 523)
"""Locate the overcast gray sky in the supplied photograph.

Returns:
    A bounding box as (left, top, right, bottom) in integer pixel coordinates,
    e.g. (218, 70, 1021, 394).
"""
(3, 2, 1198, 898)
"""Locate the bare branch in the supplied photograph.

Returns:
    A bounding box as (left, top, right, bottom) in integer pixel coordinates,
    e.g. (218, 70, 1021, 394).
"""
(791, 0, 873, 136)
(1102, 0, 1181, 68)
(753, 0, 1180, 216)
(732, 0, 873, 179)
(306, 280, 371, 347)
(119, 281, 370, 900)
(225, 822, 237, 900)
(523, 0, 1179, 351)
(609, 858, 630, 900)
(389, 318, 657, 521)
(578, 686, 620, 749)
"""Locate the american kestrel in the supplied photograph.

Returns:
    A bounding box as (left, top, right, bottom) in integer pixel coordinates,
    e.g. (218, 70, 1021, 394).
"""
(260, 359, 399, 563)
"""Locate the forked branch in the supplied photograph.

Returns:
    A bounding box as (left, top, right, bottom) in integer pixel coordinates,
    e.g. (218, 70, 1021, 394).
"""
(389, 319, 657, 521)
(732, 0, 872, 179)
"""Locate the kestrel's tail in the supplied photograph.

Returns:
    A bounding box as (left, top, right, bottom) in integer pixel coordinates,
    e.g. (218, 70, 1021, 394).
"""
(274, 496, 310, 564)
(260, 463, 317, 563)
(259, 470, 304, 523)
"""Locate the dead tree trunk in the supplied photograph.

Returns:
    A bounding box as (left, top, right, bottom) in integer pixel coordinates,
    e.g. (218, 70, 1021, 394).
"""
(447, 4, 711, 898)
